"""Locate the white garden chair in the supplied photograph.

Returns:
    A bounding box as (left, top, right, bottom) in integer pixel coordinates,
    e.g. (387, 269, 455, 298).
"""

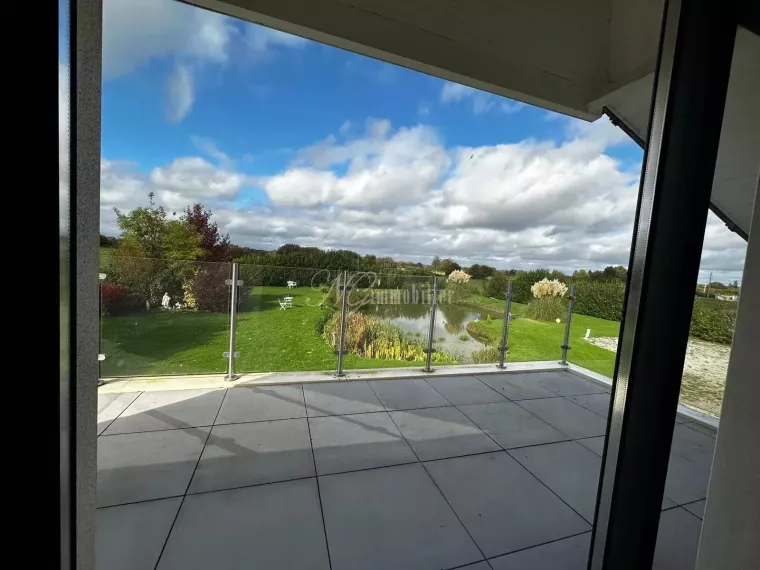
(278, 297, 293, 310)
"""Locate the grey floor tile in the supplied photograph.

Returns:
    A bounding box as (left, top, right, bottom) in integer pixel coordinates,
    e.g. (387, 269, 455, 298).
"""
(309, 411, 417, 474)
(664, 454, 712, 505)
(489, 532, 591, 569)
(576, 436, 605, 456)
(103, 389, 225, 435)
(458, 402, 568, 449)
(518, 398, 607, 439)
(683, 499, 706, 519)
(567, 393, 610, 418)
(188, 419, 314, 493)
(682, 421, 718, 438)
(426, 376, 507, 405)
(98, 428, 208, 507)
(97, 497, 181, 570)
(319, 463, 483, 570)
(303, 381, 384, 417)
(536, 372, 609, 397)
(663, 424, 716, 505)
(97, 392, 141, 435)
(653, 507, 702, 570)
(157, 479, 330, 570)
(216, 385, 306, 424)
(369, 379, 450, 411)
(478, 373, 558, 401)
(425, 452, 589, 558)
(575, 436, 688, 509)
(390, 406, 500, 461)
(671, 423, 717, 467)
(509, 441, 601, 522)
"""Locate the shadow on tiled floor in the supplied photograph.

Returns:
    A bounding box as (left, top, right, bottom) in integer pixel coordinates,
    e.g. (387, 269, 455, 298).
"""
(96, 371, 714, 570)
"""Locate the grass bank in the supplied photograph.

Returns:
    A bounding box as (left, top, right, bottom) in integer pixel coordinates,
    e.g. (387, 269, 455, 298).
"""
(467, 311, 620, 377)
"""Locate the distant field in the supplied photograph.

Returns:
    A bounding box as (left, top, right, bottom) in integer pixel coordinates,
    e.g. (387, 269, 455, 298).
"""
(100, 247, 114, 268)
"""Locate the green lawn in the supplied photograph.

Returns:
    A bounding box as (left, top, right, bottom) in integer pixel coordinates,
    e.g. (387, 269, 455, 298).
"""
(100, 246, 114, 268)
(101, 286, 419, 377)
(467, 307, 621, 378)
(101, 285, 622, 378)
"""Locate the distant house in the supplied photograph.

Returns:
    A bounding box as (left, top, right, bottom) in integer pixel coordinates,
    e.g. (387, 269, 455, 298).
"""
(715, 294, 739, 301)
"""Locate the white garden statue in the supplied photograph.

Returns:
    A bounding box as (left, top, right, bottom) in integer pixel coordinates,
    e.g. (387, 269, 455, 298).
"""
(162, 292, 171, 309)
(145, 300, 150, 311)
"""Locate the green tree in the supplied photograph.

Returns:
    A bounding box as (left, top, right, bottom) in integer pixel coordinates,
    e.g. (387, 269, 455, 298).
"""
(109, 193, 203, 308)
(572, 269, 590, 281)
(468, 264, 496, 279)
(485, 271, 510, 298)
(114, 193, 202, 260)
(439, 258, 461, 275)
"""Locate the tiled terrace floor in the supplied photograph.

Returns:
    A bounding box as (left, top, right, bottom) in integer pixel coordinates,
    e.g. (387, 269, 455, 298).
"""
(96, 370, 716, 570)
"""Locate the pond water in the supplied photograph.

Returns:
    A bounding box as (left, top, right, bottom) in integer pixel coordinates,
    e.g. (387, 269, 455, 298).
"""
(362, 303, 497, 362)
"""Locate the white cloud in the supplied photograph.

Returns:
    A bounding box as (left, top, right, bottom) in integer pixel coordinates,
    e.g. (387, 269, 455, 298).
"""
(99, 116, 748, 283)
(98, 154, 253, 235)
(191, 136, 232, 166)
(150, 157, 249, 198)
(102, 0, 306, 123)
(338, 121, 352, 136)
(165, 64, 194, 123)
(440, 82, 471, 103)
(440, 81, 524, 115)
(102, 0, 232, 78)
(244, 24, 307, 52)
(263, 122, 449, 209)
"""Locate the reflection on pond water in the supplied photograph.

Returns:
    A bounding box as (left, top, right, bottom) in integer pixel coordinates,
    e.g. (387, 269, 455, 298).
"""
(362, 303, 496, 362)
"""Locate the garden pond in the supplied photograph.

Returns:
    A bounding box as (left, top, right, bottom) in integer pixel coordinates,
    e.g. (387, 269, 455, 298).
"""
(361, 302, 501, 362)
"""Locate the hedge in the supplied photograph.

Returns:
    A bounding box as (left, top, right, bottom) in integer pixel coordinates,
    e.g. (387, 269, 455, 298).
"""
(572, 282, 626, 322)
(689, 303, 736, 344)
(237, 265, 340, 288)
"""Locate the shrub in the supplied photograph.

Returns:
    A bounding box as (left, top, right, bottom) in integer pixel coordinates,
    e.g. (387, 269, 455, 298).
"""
(689, 303, 735, 344)
(511, 270, 565, 303)
(573, 282, 626, 321)
(447, 270, 471, 284)
(472, 345, 500, 363)
(190, 263, 252, 312)
(485, 271, 510, 298)
(458, 333, 470, 341)
(106, 255, 190, 309)
(100, 283, 127, 315)
(523, 278, 569, 322)
(525, 297, 566, 322)
(446, 270, 472, 304)
(530, 278, 568, 298)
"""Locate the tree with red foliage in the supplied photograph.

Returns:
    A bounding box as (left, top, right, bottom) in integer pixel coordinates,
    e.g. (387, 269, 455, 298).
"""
(183, 204, 231, 262)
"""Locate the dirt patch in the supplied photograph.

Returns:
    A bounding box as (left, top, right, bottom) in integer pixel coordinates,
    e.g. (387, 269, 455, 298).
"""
(586, 336, 728, 417)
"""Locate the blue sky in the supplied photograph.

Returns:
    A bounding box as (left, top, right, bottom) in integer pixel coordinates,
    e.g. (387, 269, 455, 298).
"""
(64, 0, 746, 283)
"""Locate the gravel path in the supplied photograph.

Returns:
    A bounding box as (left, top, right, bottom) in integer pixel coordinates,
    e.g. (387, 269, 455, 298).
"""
(586, 336, 728, 417)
